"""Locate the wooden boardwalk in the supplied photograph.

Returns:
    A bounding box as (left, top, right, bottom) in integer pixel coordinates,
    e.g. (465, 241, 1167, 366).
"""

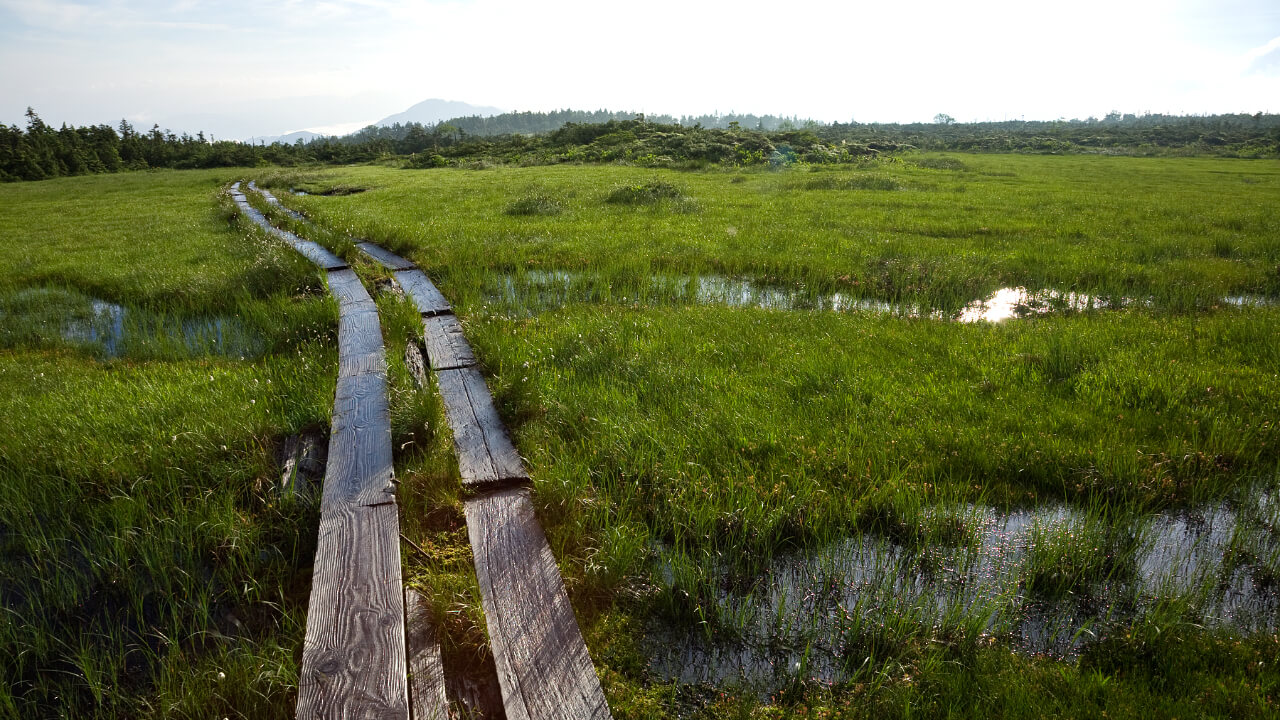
(231, 184, 410, 719)
(251, 183, 612, 719)
(353, 242, 611, 720)
(232, 184, 346, 270)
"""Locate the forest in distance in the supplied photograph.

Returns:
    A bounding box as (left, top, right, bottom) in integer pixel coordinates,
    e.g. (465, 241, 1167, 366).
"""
(3, 106, 1280, 182)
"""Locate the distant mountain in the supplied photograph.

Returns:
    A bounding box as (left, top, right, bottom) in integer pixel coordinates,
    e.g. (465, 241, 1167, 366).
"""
(244, 130, 325, 145)
(376, 99, 505, 127)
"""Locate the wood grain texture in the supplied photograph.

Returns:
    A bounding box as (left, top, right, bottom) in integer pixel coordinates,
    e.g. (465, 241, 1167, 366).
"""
(394, 270, 452, 317)
(324, 371, 396, 511)
(337, 306, 386, 379)
(298, 502, 409, 720)
(357, 242, 417, 271)
(422, 314, 476, 371)
(404, 589, 450, 720)
(265, 222, 346, 270)
(328, 268, 377, 307)
(435, 367, 528, 487)
(465, 489, 611, 720)
(294, 240, 349, 270)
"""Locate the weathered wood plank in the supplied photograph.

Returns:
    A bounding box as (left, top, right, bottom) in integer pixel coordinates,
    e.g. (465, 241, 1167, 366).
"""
(298, 502, 409, 720)
(327, 268, 376, 307)
(337, 307, 386, 379)
(404, 589, 450, 720)
(264, 222, 347, 270)
(324, 371, 396, 511)
(278, 430, 326, 500)
(435, 367, 528, 487)
(465, 488, 611, 720)
(422, 314, 476, 371)
(394, 270, 452, 317)
(358, 242, 417, 271)
(294, 240, 348, 270)
(232, 179, 410, 718)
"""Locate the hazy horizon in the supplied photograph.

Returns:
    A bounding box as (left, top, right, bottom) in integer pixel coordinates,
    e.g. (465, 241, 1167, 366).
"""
(2, 0, 1278, 140)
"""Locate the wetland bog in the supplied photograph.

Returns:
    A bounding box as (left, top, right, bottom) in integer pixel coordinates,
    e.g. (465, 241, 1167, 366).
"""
(262, 153, 1279, 717)
(2, 153, 1278, 718)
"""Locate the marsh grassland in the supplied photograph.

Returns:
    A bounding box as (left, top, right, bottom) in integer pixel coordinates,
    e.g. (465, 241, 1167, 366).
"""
(0, 171, 337, 717)
(1, 154, 1277, 718)
(271, 154, 1280, 718)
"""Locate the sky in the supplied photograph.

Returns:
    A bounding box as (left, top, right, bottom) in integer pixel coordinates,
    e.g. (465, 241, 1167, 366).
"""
(2, 0, 1278, 140)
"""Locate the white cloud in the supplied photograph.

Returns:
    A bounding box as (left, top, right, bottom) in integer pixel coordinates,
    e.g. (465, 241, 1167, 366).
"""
(1245, 35, 1280, 75)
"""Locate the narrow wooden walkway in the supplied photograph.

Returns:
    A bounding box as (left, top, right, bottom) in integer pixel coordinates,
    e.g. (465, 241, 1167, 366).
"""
(230, 184, 413, 719)
(353, 242, 612, 720)
(255, 187, 612, 719)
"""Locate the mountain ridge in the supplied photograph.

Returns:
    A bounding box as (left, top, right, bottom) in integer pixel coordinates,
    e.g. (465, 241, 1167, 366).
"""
(376, 98, 505, 127)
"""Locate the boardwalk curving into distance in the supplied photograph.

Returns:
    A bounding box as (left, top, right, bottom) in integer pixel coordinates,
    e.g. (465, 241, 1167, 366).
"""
(231, 183, 411, 719)
(253, 184, 612, 719)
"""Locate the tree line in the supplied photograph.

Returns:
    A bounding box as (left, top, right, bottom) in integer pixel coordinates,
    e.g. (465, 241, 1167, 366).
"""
(4, 107, 1278, 182)
(816, 112, 1280, 157)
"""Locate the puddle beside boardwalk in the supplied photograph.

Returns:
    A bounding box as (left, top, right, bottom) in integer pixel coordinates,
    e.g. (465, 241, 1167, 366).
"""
(485, 271, 923, 318)
(63, 300, 264, 358)
(0, 288, 264, 359)
(485, 272, 1272, 322)
(647, 491, 1280, 693)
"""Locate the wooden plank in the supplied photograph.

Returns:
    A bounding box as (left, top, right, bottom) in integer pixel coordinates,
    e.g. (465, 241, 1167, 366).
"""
(394, 270, 451, 317)
(324, 371, 396, 511)
(239, 201, 271, 228)
(291, 237, 349, 271)
(358, 242, 417, 271)
(337, 308, 386, 379)
(278, 430, 326, 500)
(435, 367, 528, 487)
(327, 269, 376, 307)
(298, 502, 409, 720)
(422, 314, 476, 371)
(229, 178, 411, 718)
(404, 589, 450, 720)
(465, 488, 611, 720)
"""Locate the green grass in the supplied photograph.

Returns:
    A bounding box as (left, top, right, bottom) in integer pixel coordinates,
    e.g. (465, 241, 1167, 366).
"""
(0, 170, 321, 309)
(0, 170, 336, 717)
(249, 155, 1280, 712)
(241, 155, 1280, 718)
(467, 306, 1277, 566)
(5, 153, 1277, 717)
(271, 155, 1280, 313)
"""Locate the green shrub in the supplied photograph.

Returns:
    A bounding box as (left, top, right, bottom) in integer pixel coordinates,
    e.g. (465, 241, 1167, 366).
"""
(914, 156, 970, 171)
(604, 179, 687, 205)
(405, 153, 448, 169)
(505, 192, 564, 216)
